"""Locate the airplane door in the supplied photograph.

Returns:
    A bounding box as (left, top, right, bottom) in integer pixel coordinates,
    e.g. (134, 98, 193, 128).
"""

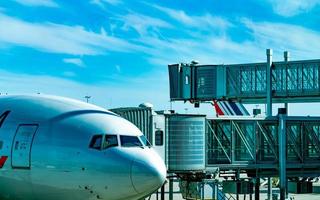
(11, 125, 38, 169)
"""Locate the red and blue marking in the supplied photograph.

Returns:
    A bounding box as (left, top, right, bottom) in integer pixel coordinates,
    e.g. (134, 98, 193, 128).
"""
(213, 100, 249, 116)
(0, 156, 8, 168)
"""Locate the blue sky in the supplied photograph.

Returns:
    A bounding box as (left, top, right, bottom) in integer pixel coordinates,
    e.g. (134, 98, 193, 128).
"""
(1, 0, 320, 115)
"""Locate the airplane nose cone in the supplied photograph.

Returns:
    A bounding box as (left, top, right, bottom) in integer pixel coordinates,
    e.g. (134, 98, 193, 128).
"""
(131, 156, 166, 194)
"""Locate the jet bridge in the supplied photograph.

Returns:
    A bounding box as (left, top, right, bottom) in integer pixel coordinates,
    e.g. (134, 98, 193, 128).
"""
(169, 51, 320, 104)
(168, 49, 320, 200)
(206, 116, 320, 176)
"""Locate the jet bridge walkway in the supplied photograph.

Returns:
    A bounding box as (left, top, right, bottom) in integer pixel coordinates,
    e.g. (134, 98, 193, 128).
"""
(169, 51, 320, 104)
(206, 116, 320, 178)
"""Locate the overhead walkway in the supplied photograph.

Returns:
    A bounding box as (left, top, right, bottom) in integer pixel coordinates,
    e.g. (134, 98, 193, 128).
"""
(169, 52, 320, 103)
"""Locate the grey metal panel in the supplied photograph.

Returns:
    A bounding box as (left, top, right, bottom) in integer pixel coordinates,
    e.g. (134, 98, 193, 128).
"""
(168, 64, 182, 99)
(11, 125, 38, 168)
(216, 66, 226, 98)
(110, 107, 153, 142)
(167, 115, 206, 171)
(182, 66, 191, 99)
(195, 66, 217, 99)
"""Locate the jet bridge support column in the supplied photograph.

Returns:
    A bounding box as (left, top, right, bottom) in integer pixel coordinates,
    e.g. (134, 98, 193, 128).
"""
(278, 114, 287, 200)
(267, 177, 272, 200)
(255, 178, 260, 200)
(169, 178, 173, 200)
(284, 51, 290, 115)
(266, 49, 273, 117)
(160, 184, 165, 200)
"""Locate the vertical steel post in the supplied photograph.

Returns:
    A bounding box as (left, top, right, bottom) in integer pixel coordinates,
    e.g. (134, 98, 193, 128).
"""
(279, 114, 287, 200)
(169, 179, 173, 200)
(266, 49, 273, 117)
(255, 178, 260, 200)
(201, 182, 204, 200)
(284, 51, 290, 115)
(267, 177, 272, 200)
(161, 184, 165, 200)
(156, 190, 159, 200)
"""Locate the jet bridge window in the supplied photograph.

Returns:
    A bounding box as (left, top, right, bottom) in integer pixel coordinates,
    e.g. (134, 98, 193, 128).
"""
(155, 130, 164, 146)
(89, 135, 103, 150)
(120, 136, 143, 147)
(103, 135, 118, 149)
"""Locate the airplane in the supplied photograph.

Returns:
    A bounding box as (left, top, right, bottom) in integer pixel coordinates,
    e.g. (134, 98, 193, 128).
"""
(0, 95, 166, 200)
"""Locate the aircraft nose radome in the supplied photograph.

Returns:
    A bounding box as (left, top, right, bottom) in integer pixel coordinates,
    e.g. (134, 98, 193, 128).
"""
(131, 157, 166, 194)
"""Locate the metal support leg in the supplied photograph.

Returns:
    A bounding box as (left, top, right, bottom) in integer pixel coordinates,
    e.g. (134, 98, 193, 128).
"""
(156, 190, 159, 200)
(284, 51, 290, 116)
(267, 177, 272, 200)
(266, 49, 273, 117)
(279, 114, 287, 200)
(169, 179, 173, 200)
(255, 178, 260, 200)
(201, 182, 204, 200)
(161, 184, 165, 200)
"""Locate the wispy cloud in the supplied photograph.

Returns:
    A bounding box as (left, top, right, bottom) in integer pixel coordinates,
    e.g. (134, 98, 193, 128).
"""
(153, 5, 232, 32)
(0, 13, 145, 55)
(12, 0, 58, 8)
(266, 0, 320, 17)
(62, 71, 76, 77)
(120, 12, 173, 35)
(63, 58, 85, 67)
(115, 65, 121, 73)
(242, 18, 320, 59)
(90, 0, 121, 9)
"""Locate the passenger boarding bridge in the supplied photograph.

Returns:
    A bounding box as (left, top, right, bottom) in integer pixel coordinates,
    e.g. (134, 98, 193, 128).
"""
(168, 49, 320, 200)
(169, 50, 320, 104)
(206, 116, 320, 176)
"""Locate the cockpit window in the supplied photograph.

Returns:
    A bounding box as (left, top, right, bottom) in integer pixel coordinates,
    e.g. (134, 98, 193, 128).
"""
(120, 136, 143, 147)
(89, 135, 103, 150)
(103, 135, 118, 149)
(139, 135, 152, 147)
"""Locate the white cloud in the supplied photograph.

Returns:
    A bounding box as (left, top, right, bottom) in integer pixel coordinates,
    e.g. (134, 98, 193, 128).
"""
(115, 65, 121, 73)
(12, 0, 58, 7)
(120, 13, 173, 35)
(153, 5, 232, 32)
(90, 0, 121, 9)
(0, 13, 145, 55)
(63, 58, 85, 67)
(267, 0, 320, 17)
(62, 71, 76, 77)
(242, 18, 320, 59)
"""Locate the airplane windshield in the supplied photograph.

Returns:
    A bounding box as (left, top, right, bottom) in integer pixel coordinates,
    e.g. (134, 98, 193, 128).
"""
(103, 135, 118, 149)
(139, 135, 152, 147)
(120, 135, 143, 148)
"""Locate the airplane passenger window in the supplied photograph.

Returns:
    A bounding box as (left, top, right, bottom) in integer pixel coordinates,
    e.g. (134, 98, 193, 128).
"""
(103, 135, 118, 149)
(155, 130, 164, 146)
(139, 135, 151, 147)
(120, 136, 143, 147)
(89, 135, 103, 150)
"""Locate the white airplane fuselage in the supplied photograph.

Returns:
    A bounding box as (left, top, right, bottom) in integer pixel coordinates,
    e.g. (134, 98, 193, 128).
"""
(0, 95, 166, 200)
